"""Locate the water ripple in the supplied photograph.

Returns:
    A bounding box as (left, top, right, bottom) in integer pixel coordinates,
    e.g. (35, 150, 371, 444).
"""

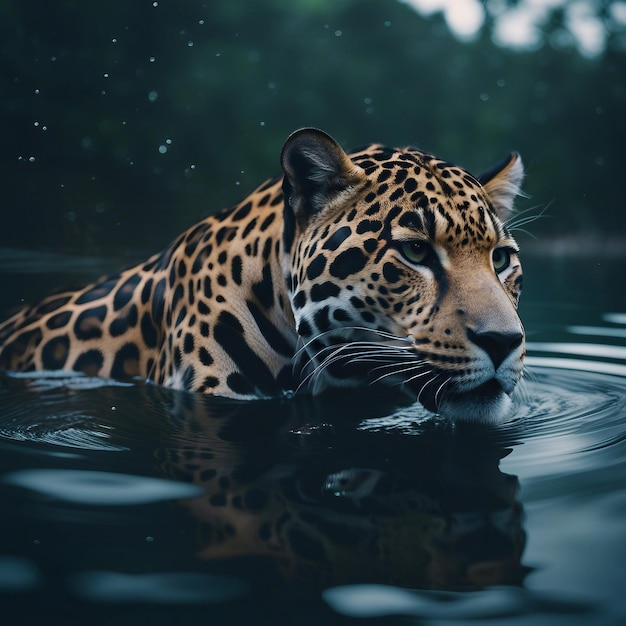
(4, 419, 125, 452)
(3, 469, 203, 505)
(323, 584, 591, 620)
(0, 371, 139, 452)
(0, 404, 128, 452)
(68, 570, 248, 604)
(501, 359, 626, 483)
(6, 370, 133, 391)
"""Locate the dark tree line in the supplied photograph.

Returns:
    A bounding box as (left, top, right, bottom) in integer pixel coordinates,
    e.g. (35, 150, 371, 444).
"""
(1, 0, 623, 255)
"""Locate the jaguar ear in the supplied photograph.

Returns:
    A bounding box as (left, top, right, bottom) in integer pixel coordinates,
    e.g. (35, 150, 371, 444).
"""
(280, 128, 365, 222)
(478, 152, 524, 220)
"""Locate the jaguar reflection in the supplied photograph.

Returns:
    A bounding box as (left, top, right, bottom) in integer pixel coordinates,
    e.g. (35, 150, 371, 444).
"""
(156, 390, 527, 590)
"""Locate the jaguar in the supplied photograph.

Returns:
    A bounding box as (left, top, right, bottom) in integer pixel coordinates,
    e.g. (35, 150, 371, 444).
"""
(0, 128, 526, 423)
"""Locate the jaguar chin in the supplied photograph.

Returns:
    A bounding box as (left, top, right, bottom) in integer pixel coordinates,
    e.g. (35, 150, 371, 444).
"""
(435, 379, 516, 424)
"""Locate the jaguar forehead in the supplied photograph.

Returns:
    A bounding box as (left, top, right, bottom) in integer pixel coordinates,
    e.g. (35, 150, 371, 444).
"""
(371, 184, 500, 251)
(355, 150, 492, 239)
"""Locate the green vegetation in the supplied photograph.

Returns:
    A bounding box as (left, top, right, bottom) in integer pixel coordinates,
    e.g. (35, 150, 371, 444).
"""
(1, 0, 623, 254)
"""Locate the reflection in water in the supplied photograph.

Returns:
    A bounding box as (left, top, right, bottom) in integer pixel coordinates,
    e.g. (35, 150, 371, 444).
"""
(153, 390, 527, 590)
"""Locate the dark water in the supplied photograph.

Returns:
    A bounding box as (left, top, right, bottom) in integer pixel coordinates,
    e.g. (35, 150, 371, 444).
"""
(0, 250, 625, 625)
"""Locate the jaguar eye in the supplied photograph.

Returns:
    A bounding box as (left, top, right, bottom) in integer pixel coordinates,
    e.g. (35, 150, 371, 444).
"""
(400, 241, 430, 265)
(492, 247, 512, 274)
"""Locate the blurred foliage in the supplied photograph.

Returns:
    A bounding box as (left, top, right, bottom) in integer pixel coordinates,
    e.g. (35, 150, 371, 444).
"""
(0, 0, 624, 255)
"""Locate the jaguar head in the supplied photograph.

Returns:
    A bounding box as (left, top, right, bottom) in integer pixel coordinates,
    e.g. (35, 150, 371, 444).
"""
(281, 128, 525, 424)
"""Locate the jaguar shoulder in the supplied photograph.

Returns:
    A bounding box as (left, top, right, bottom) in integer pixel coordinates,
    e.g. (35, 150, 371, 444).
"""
(0, 128, 526, 423)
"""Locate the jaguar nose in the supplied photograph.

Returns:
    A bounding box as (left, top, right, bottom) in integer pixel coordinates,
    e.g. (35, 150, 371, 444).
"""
(466, 327, 524, 370)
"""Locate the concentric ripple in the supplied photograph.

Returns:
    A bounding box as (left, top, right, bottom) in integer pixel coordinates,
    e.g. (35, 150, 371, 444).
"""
(0, 371, 133, 452)
(500, 351, 626, 484)
(0, 402, 128, 453)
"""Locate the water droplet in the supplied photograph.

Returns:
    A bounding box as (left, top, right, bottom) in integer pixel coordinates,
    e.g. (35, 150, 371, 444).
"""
(187, 40, 194, 47)
(28, 156, 36, 163)
(152, 1, 158, 6)
(145, 536, 154, 542)
(260, 121, 265, 126)
(112, 38, 117, 43)
(33, 121, 39, 127)
(148, 91, 158, 102)
(384, 21, 391, 27)
(497, 78, 506, 87)
(334, 30, 342, 37)
(103, 73, 109, 78)
(34, 89, 40, 95)
(149, 56, 156, 63)
(479, 92, 489, 102)
(198, 19, 204, 25)
(158, 145, 168, 154)
(165, 138, 172, 145)
(111, 406, 116, 411)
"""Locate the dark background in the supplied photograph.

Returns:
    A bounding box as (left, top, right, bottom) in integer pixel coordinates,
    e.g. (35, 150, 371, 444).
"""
(1, 0, 624, 256)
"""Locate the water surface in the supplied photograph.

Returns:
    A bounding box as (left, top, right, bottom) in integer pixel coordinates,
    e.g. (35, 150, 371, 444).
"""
(0, 251, 625, 625)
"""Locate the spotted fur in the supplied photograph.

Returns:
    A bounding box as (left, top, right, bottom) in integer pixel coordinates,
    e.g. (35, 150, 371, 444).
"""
(0, 129, 526, 422)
